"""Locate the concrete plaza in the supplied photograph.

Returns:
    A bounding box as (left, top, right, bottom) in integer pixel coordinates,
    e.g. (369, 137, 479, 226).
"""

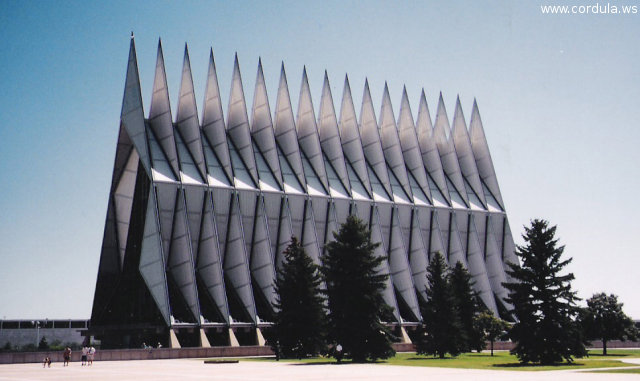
(1, 358, 639, 381)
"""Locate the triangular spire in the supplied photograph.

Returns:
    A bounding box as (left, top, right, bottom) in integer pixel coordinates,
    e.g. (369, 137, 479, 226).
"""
(432, 93, 469, 206)
(359, 79, 392, 199)
(416, 90, 450, 205)
(379, 84, 413, 200)
(469, 99, 505, 208)
(318, 72, 351, 194)
(339, 75, 371, 196)
(397, 87, 432, 203)
(176, 44, 207, 180)
(451, 97, 487, 208)
(202, 48, 234, 183)
(148, 39, 180, 178)
(120, 35, 151, 174)
(296, 67, 330, 192)
(274, 63, 307, 189)
(227, 54, 259, 186)
(251, 58, 283, 189)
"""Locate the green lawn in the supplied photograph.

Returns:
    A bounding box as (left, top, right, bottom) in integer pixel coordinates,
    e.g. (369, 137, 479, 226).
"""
(591, 368, 640, 374)
(224, 349, 640, 372)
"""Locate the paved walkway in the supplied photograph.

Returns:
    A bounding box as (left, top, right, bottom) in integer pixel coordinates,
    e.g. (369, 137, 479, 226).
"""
(0, 358, 639, 381)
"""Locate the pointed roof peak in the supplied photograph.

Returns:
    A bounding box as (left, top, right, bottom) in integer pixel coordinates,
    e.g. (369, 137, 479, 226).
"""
(130, 31, 135, 39)
(420, 88, 426, 98)
(401, 86, 410, 101)
(184, 42, 189, 51)
(302, 65, 308, 77)
(258, 56, 263, 67)
(364, 77, 370, 88)
(157, 37, 163, 49)
(383, 81, 390, 93)
(234, 52, 239, 62)
(343, 73, 350, 87)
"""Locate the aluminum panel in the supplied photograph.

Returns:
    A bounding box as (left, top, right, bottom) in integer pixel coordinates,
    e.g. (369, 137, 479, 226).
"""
(114, 149, 139, 268)
(176, 45, 207, 180)
(148, 41, 180, 177)
(432, 94, 468, 206)
(227, 55, 259, 186)
(139, 188, 171, 326)
(469, 101, 505, 208)
(379, 85, 413, 201)
(360, 80, 393, 199)
(416, 91, 450, 205)
(224, 193, 257, 323)
(202, 49, 233, 183)
(388, 207, 420, 321)
(250, 196, 277, 309)
(197, 191, 229, 324)
(339, 76, 371, 195)
(318, 73, 350, 194)
(370, 206, 401, 323)
(398, 88, 432, 203)
(274, 65, 307, 189)
(451, 98, 486, 207)
(120, 37, 151, 175)
(155, 182, 178, 262)
(297, 68, 329, 192)
(251, 60, 283, 189)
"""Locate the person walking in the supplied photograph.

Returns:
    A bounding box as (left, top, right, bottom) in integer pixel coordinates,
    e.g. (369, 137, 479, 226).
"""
(88, 346, 96, 365)
(81, 346, 88, 366)
(63, 347, 71, 366)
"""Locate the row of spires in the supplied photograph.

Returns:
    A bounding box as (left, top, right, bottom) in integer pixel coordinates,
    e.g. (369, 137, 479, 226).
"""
(122, 36, 504, 212)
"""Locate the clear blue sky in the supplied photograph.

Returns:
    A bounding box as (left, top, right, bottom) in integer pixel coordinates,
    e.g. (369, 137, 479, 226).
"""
(1, 0, 639, 319)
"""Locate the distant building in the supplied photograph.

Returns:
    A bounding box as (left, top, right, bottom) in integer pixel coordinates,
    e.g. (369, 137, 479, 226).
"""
(0, 320, 87, 349)
(90, 36, 519, 348)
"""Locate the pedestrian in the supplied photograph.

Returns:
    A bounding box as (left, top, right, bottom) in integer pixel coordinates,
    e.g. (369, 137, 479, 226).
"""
(335, 344, 343, 363)
(63, 347, 71, 366)
(81, 346, 88, 366)
(88, 346, 96, 366)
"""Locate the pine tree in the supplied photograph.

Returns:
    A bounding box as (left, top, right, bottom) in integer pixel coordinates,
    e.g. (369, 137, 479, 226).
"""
(449, 261, 484, 352)
(582, 293, 638, 355)
(272, 237, 326, 358)
(504, 219, 586, 364)
(321, 215, 396, 362)
(416, 252, 464, 358)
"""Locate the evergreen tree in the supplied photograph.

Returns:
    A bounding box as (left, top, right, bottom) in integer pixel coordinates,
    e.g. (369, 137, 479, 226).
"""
(272, 237, 326, 358)
(581, 293, 638, 355)
(474, 311, 510, 356)
(38, 336, 49, 350)
(416, 252, 464, 358)
(321, 215, 396, 362)
(504, 219, 586, 364)
(449, 261, 484, 352)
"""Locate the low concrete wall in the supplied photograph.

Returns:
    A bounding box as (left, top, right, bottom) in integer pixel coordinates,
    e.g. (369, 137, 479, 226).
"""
(0, 346, 273, 364)
(0, 343, 416, 364)
(4, 341, 636, 364)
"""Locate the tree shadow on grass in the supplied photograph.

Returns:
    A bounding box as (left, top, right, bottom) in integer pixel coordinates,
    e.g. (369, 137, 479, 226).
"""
(493, 362, 585, 368)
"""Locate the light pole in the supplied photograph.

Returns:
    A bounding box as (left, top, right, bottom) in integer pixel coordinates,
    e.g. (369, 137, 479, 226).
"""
(32, 321, 40, 347)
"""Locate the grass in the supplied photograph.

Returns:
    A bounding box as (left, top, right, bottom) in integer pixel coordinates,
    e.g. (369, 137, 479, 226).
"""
(591, 368, 640, 374)
(212, 349, 640, 372)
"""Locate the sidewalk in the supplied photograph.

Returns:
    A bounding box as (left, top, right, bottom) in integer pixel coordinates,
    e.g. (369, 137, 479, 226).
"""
(1, 358, 639, 381)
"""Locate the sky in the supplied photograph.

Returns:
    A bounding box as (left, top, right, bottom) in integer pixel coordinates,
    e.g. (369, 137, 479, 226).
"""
(1, 0, 639, 319)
